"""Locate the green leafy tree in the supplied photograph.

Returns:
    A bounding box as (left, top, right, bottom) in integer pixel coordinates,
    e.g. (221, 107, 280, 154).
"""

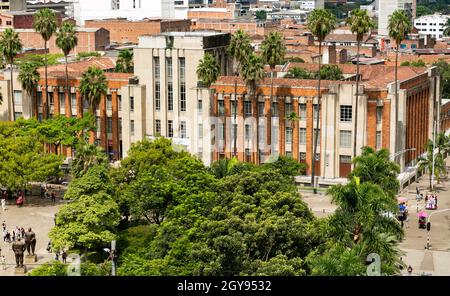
(346, 8, 374, 159)
(196, 52, 220, 87)
(18, 62, 40, 118)
(228, 29, 252, 156)
(71, 143, 108, 178)
(284, 67, 312, 79)
(263, 155, 307, 176)
(115, 49, 133, 73)
(255, 10, 267, 21)
(444, 18, 450, 37)
(416, 5, 433, 18)
(317, 65, 344, 80)
(56, 21, 78, 114)
(418, 139, 446, 189)
(307, 8, 336, 193)
(432, 59, 450, 99)
(388, 10, 412, 162)
(34, 8, 58, 119)
(0, 28, 22, 120)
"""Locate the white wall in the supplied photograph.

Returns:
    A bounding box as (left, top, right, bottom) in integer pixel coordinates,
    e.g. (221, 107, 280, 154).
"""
(414, 14, 449, 41)
(378, 0, 413, 36)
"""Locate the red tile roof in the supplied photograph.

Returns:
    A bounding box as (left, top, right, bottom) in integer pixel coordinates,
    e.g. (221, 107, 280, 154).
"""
(213, 76, 354, 89)
(39, 57, 117, 78)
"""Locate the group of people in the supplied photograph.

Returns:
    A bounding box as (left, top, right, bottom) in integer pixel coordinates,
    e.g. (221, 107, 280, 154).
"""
(1, 189, 25, 207)
(425, 193, 438, 210)
(2, 222, 26, 244)
(398, 203, 409, 228)
(40, 185, 57, 203)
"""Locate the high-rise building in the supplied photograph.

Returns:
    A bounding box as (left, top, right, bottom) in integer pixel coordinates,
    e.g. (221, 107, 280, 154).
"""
(378, 0, 415, 36)
(414, 13, 449, 41)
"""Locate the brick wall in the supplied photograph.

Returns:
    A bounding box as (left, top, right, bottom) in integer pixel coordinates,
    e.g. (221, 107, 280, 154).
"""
(188, 10, 234, 20)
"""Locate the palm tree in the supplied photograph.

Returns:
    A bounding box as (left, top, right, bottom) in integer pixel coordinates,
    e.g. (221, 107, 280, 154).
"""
(0, 28, 22, 121)
(261, 31, 286, 158)
(18, 62, 40, 119)
(241, 53, 265, 164)
(388, 10, 412, 163)
(228, 29, 252, 157)
(71, 143, 108, 178)
(196, 52, 220, 88)
(346, 9, 375, 159)
(443, 18, 450, 37)
(56, 21, 78, 116)
(418, 140, 446, 189)
(286, 111, 300, 159)
(34, 8, 58, 119)
(79, 66, 108, 144)
(435, 131, 450, 157)
(115, 49, 134, 73)
(307, 8, 337, 193)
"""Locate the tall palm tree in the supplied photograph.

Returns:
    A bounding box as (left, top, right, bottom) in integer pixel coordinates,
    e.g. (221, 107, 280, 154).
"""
(115, 49, 134, 73)
(56, 21, 78, 116)
(0, 28, 22, 121)
(241, 53, 265, 164)
(79, 66, 108, 144)
(418, 140, 446, 189)
(443, 18, 450, 37)
(388, 10, 412, 164)
(346, 9, 375, 159)
(71, 143, 108, 178)
(286, 111, 300, 159)
(228, 29, 252, 157)
(34, 8, 58, 119)
(261, 31, 286, 159)
(307, 8, 337, 193)
(196, 52, 220, 88)
(18, 62, 40, 119)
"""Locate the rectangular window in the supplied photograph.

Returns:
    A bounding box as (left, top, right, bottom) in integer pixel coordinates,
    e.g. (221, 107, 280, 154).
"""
(168, 120, 173, 138)
(155, 119, 161, 135)
(37, 92, 42, 106)
(71, 93, 76, 110)
(244, 101, 252, 116)
(300, 152, 306, 161)
(218, 100, 225, 116)
(285, 103, 293, 116)
(245, 148, 251, 162)
(107, 117, 112, 133)
(232, 101, 237, 117)
(179, 58, 186, 112)
(197, 147, 203, 160)
(198, 124, 203, 139)
(13, 90, 22, 106)
(286, 127, 293, 144)
(119, 118, 122, 135)
(180, 121, 187, 139)
(167, 58, 173, 111)
(59, 92, 65, 109)
(232, 123, 237, 144)
(340, 155, 352, 163)
(258, 102, 265, 117)
(376, 106, 383, 124)
(154, 57, 160, 111)
(313, 104, 319, 121)
(271, 102, 279, 117)
(299, 128, 306, 145)
(130, 120, 135, 136)
(96, 117, 101, 132)
(14, 112, 23, 120)
(245, 124, 251, 140)
(49, 92, 54, 107)
(339, 130, 352, 148)
(130, 96, 134, 112)
(218, 123, 224, 140)
(198, 100, 203, 113)
(376, 131, 382, 149)
(107, 95, 112, 111)
(118, 95, 122, 111)
(313, 128, 320, 146)
(340, 105, 352, 122)
(299, 103, 306, 120)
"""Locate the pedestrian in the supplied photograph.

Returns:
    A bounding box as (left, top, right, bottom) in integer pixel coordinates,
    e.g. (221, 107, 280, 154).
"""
(1, 255, 5, 270)
(21, 227, 25, 238)
(46, 241, 52, 253)
(1, 198, 5, 211)
(407, 265, 413, 275)
(11, 230, 15, 242)
(2, 221, 5, 231)
(55, 252, 59, 261)
(5, 231, 10, 243)
(2, 230, 6, 242)
(51, 192, 56, 203)
(62, 250, 67, 264)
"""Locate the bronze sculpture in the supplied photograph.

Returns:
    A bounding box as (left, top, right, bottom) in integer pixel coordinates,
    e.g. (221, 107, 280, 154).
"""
(12, 238, 26, 267)
(24, 228, 36, 256)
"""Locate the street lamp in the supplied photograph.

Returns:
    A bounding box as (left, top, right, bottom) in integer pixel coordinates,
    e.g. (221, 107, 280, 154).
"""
(104, 240, 116, 276)
(425, 208, 450, 250)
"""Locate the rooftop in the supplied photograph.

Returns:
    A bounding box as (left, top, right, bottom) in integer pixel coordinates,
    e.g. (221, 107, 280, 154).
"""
(39, 57, 118, 78)
(160, 31, 228, 37)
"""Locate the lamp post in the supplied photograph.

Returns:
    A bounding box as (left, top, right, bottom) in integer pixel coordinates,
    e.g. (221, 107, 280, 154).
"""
(103, 240, 116, 276)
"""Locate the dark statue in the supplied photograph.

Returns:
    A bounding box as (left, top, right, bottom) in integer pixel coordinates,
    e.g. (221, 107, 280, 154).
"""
(12, 238, 26, 267)
(24, 228, 36, 256)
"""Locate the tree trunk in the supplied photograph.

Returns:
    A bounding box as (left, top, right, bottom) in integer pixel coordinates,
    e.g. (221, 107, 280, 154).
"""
(89, 104, 96, 144)
(311, 43, 322, 194)
(268, 70, 274, 156)
(44, 40, 49, 119)
(353, 41, 361, 159)
(10, 63, 15, 121)
(394, 45, 399, 163)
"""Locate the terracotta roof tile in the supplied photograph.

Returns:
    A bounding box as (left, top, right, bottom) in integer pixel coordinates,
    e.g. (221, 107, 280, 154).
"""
(39, 57, 117, 78)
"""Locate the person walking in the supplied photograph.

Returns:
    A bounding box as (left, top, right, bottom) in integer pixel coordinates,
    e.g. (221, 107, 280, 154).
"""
(62, 250, 67, 264)
(1, 198, 6, 211)
(51, 192, 56, 203)
(2, 221, 6, 232)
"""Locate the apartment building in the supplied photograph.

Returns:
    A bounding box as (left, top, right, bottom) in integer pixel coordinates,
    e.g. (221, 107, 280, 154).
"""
(414, 14, 450, 42)
(378, 0, 415, 36)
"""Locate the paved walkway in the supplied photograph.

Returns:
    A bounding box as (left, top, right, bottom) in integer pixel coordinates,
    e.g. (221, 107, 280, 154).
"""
(0, 194, 62, 276)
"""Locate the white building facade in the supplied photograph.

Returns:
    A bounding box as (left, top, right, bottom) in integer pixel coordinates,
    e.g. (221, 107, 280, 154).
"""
(414, 14, 449, 41)
(378, 0, 414, 36)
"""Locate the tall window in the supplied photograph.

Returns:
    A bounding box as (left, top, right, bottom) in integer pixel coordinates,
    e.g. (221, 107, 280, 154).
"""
(245, 148, 251, 162)
(49, 92, 54, 107)
(340, 105, 352, 122)
(376, 106, 383, 124)
(376, 131, 382, 149)
(118, 95, 122, 111)
(179, 58, 186, 112)
(258, 102, 265, 117)
(218, 123, 224, 140)
(198, 100, 203, 113)
(299, 103, 306, 120)
(313, 129, 320, 146)
(130, 120, 135, 136)
(13, 90, 22, 106)
(285, 103, 293, 116)
(218, 100, 225, 116)
(232, 101, 237, 117)
(107, 117, 112, 133)
(155, 119, 161, 135)
(107, 95, 112, 111)
(339, 130, 352, 148)
(71, 93, 76, 109)
(167, 58, 173, 111)
(119, 118, 122, 134)
(168, 120, 173, 137)
(271, 102, 278, 117)
(180, 121, 187, 139)
(244, 101, 252, 116)
(154, 57, 161, 111)
(245, 124, 251, 140)
(286, 127, 293, 144)
(130, 96, 134, 112)
(59, 92, 65, 109)
(37, 91, 42, 106)
(198, 123, 203, 139)
(299, 128, 306, 145)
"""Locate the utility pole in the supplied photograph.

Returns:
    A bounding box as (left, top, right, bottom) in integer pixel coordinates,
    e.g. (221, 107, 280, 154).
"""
(431, 120, 436, 191)
(111, 240, 116, 276)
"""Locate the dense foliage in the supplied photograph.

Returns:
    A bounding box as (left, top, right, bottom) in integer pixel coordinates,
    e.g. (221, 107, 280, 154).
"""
(433, 59, 450, 99)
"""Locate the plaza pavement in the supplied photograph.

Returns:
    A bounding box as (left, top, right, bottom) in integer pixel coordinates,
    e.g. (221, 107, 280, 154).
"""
(301, 158, 450, 276)
(0, 187, 65, 276)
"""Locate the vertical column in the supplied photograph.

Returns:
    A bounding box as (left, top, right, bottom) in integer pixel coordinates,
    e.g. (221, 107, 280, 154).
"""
(265, 97, 271, 157)
(382, 100, 391, 150)
(33, 89, 39, 119)
(367, 102, 377, 148)
(212, 93, 219, 162)
(252, 97, 258, 164)
(293, 98, 299, 161)
(100, 94, 107, 151)
(238, 95, 244, 161)
(278, 97, 285, 156)
(42, 88, 48, 119)
(305, 98, 313, 175)
(65, 89, 71, 118)
(112, 90, 119, 161)
(76, 90, 83, 118)
(224, 95, 231, 159)
(406, 96, 411, 164)
(54, 87, 60, 115)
